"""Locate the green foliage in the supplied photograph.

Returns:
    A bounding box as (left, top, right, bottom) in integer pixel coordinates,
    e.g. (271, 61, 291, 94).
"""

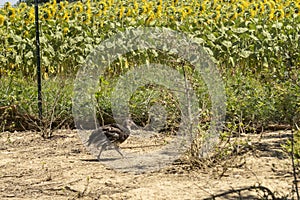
(0, 75, 73, 131)
(282, 127, 300, 170)
(225, 69, 300, 130)
(1, 0, 299, 79)
(0, 0, 299, 131)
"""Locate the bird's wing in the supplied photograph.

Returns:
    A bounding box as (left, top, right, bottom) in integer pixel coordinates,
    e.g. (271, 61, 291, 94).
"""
(87, 123, 129, 146)
(103, 124, 124, 134)
(108, 124, 132, 144)
(104, 130, 121, 142)
(87, 128, 109, 146)
(110, 123, 126, 131)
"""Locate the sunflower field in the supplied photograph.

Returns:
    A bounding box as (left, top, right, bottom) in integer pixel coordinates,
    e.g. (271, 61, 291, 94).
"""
(0, 0, 299, 77)
(0, 0, 299, 131)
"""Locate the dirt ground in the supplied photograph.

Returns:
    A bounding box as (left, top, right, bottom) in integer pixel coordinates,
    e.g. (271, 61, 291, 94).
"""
(0, 129, 296, 199)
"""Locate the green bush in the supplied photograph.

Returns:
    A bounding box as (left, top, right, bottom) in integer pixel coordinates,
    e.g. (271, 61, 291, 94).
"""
(0, 75, 73, 131)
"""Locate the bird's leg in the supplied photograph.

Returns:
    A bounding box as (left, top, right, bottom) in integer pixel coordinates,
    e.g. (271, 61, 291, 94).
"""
(114, 145, 124, 158)
(97, 143, 108, 160)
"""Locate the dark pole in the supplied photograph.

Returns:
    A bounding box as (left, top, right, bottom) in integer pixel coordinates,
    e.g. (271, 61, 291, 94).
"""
(34, 0, 42, 122)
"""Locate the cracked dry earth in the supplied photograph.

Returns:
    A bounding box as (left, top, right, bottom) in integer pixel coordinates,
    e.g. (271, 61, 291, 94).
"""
(0, 130, 296, 199)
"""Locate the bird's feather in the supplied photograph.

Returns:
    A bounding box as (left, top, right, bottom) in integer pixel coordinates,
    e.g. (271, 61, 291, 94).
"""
(86, 119, 133, 159)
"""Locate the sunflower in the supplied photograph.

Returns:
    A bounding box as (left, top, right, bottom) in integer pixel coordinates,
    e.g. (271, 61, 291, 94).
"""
(236, 3, 244, 14)
(274, 8, 285, 19)
(157, 0, 162, 6)
(141, 5, 148, 14)
(57, 2, 65, 12)
(118, 5, 125, 19)
(229, 5, 239, 20)
(24, 12, 34, 25)
(172, 0, 179, 7)
(198, 3, 206, 15)
(258, 2, 265, 14)
(264, 2, 272, 13)
(295, 6, 299, 15)
(296, 3, 300, 15)
(19, 2, 27, 13)
(213, 10, 221, 21)
(29, 7, 34, 17)
(81, 13, 91, 24)
(8, 7, 16, 19)
(58, 10, 68, 20)
(63, 27, 69, 35)
(233, 12, 239, 20)
(84, 0, 91, 14)
(155, 5, 162, 18)
(269, 1, 275, 9)
(126, 7, 133, 17)
(249, 3, 257, 17)
(66, 14, 71, 21)
(269, 10, 274, 19)
(41, 9, 52, 21)
(146, 2, 153, 12)
(86, 5, 91, 16)
(174, 10, 183, 21)
(146, 11, 155, 25)
(107, 0, 114, 7)
(93, 10, 100, 17)
(167, 6, 176, 17)
(4, 2, 11, 10)
(133, 1, 139, 11)
(24, 30, 29, 37)
(61, 1, 68, 7)
(47, 4, 56, 18)
(284, 6, 292, 18)
(183, 6, 192, 15)
(74, 2, 84, 14)
(243, 10, 250, 19)
(98, 1, 107, 12)
(216, 5, 222, 11)
(241, 0, 249, 8)
(0, 14, 5, 26)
